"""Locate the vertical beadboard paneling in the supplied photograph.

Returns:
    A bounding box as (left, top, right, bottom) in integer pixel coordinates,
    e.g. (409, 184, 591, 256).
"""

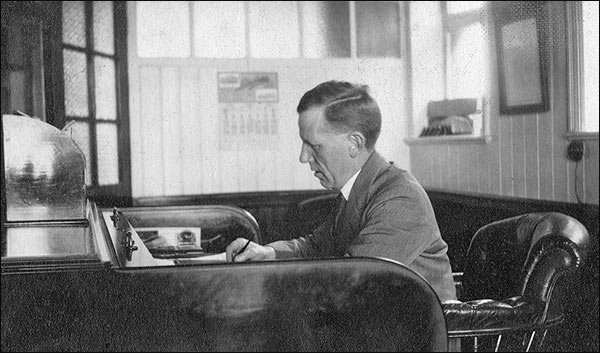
(551, 110, 569, 202)
(487, 116, 502, 195)
(408, 146, 423, 184)
(220, 151, 239, 192)
(499, 116, 513, 196)
(409, 144, 431, 187)
(256, 148, 276, 191)
(512, 115, 526, 198)
(238, 143, 258, 192)
(428, 144, 440, 188)
(437, 145, 449, 189)
(462, 145, 479, 193)
(139, 66, 164, 196)
(445, 145, 460, 190)
(161, 67, 182, 195)
(198, 68, 221, 194)
(537, 110, 554, 200)
(524, 114, 540, 199)
(584, 141, 599, 204)
(180, 67, 203, 194)
(433, 145, 444, 188)
(455, 146, 462, 190)
(477, 142, 490, 194)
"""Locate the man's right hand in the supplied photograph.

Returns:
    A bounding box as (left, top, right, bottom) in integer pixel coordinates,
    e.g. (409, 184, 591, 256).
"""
(225, 238, 276, 262)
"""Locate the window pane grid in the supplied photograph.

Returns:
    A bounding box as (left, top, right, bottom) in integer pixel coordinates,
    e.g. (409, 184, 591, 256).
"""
(63, 49, 89, 117)
(136, 1, 191, 58)
(248, 1, 300, 58)
(62, 1, 125, 189)
(94, 57, 117, 121)
(135, 1, 402, 59)
(93, 1, 115, 55)
(356, 1, 401, 57)
(62, 1, 86, 47)
(193, 1, 245, 58)
(96, 122, 120, 185)
(301, 1, 351, 58)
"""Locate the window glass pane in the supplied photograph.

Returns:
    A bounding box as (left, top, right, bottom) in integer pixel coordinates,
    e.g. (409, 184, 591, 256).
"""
(356, 1, 401, 57)
(62, 1, 86, 47)
(249, 1, 299, 58)
(94, 57, 117, 120)
(136, 1, 190, 57)
(582, 1, 599, 132)
(64, 121, 92, 186)
(93, 1, 115, 55)
(63, 49, 89, 117)
(447, 1, 484, 15)
(7, 72, 26, 114)
(193, 1, 245, 58)
(97, 123, 119, 185)
(6, 21, 25, 66)
(447, 23, 485, 99)
(301, 1, 350, 58)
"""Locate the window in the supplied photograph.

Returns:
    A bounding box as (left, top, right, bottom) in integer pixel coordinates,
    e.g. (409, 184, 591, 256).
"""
(567, 1, 599, 136)
(1, 8, 46, 120)
(356, 1, 401, 57)
(443, 1, 488, 100)
(408, 1, 489, 140)
(301, 1, 350, 58)
(135, 1, 400, 59)
(61, 1, 131, 204)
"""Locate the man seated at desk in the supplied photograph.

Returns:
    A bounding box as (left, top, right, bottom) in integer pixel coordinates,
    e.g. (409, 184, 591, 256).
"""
(226, 80, 457, 302)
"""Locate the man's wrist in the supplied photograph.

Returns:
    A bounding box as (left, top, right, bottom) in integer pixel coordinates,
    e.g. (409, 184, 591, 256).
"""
(264, 246, 277, 260)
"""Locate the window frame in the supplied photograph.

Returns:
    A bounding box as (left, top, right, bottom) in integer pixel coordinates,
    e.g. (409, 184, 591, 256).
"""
(566, 1, 599, 140)
(49, 1, 132, 206)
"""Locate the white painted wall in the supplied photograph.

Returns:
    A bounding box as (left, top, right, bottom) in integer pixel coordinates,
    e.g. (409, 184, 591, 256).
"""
(127, 3, 410, 198)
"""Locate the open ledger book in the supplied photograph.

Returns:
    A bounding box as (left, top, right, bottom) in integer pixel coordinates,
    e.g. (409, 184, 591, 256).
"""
(174, 252, 228, 265)
(196, 252, 227, 261)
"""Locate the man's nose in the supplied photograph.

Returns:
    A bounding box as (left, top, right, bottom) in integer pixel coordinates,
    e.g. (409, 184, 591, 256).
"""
(299, 145, 312, 164)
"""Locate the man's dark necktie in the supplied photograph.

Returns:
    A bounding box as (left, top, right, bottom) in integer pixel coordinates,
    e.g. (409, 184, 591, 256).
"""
(333, 193, 347, 235)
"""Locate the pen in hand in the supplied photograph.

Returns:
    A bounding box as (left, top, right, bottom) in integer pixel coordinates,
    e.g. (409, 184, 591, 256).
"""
(232, 237, 253, 262)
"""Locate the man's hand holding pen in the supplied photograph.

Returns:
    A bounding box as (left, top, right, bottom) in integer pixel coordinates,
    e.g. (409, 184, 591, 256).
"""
(225, 237, 276, 262)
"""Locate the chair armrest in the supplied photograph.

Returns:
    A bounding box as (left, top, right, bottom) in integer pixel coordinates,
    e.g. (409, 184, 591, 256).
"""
(452, 272, 464, 300)
(442, 296, 546, 334)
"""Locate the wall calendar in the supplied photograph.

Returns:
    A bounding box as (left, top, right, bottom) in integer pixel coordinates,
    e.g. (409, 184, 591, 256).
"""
(218, 72, 279, 150)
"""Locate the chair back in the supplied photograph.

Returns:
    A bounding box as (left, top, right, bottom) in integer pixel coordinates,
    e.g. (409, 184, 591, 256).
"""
(460, 212, 590, 321)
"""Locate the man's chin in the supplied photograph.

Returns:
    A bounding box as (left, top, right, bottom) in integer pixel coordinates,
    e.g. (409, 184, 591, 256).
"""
(318, 180, 334, 190)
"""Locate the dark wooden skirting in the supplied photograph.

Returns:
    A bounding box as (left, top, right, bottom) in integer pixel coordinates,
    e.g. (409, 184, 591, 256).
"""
(133, 189, 334, 209)
(132, 189, 336, 244)
(426, 187, 599, 271)
(131, 188, 598, 265)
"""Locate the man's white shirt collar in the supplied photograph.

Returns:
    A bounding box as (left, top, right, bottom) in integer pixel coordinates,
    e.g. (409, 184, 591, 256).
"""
(340, 169, 361, 201)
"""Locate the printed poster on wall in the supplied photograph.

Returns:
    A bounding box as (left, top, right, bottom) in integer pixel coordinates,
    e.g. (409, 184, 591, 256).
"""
(218, 72, 279, 150)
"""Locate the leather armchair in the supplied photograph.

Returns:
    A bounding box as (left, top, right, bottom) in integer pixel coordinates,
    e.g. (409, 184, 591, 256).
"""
(443, 212, 591, 352)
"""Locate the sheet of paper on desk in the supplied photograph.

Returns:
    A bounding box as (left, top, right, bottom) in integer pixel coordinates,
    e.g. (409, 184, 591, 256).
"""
(188, 252, 227, 262)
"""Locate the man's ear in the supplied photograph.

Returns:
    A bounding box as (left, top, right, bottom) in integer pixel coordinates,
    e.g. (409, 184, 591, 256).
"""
(347, 132, 366, 158)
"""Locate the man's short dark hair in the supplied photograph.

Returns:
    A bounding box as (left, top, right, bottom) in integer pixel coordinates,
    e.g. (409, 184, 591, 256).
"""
(296, 80, 382, 150)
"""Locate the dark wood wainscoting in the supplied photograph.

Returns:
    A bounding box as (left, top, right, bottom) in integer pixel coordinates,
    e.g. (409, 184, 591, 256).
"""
(133, 190, 336, 245)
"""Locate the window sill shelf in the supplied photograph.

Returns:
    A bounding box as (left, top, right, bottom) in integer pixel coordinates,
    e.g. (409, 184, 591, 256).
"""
(404, 135, 492, 145)
(564, 132, 599, 141)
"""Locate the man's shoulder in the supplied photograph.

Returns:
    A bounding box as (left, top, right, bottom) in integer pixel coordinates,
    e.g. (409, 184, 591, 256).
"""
(369, 165, 430, 202)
